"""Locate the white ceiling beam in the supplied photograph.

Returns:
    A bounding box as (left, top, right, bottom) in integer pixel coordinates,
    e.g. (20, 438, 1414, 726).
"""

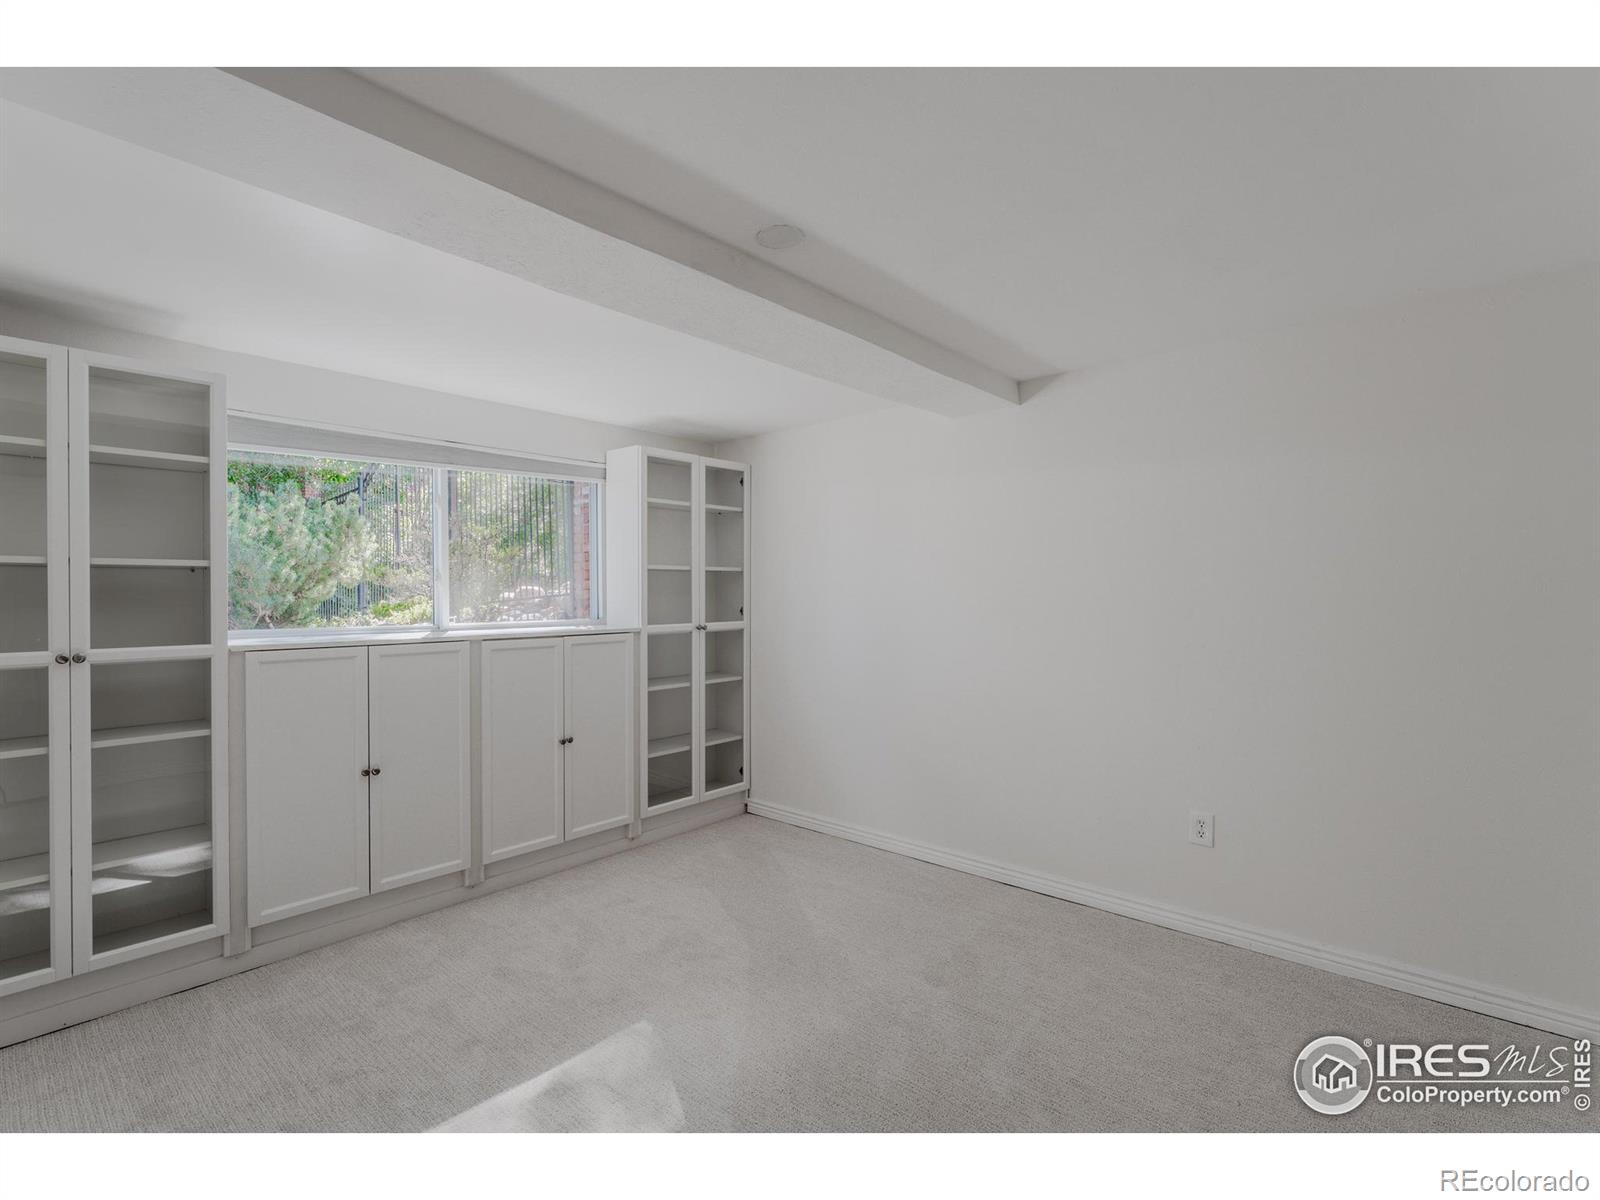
(0, 67, 1020, 417)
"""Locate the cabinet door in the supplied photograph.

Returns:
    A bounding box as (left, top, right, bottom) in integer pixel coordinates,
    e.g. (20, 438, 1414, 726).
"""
(244, 647, 370, 926)
(564, 634, 635, 839)
(369, 642, 470, 891)
(0, 335, 70, 994)
(70, 352, 228, 972)
(481, 638, 564, 863)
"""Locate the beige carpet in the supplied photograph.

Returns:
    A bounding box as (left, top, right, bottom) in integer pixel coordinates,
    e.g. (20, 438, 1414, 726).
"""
(0, 814, 1589, 1132)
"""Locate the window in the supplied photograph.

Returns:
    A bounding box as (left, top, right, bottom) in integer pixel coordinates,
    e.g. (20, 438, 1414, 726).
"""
(227, 449, 599, 634)
(447, 471, 598, 625)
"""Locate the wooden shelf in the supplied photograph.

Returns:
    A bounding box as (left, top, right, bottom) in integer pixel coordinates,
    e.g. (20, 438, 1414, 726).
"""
(0, 733, 48, 761)
(646, 786, 693, 808)
(705, 565, 743, 573)
(87, 644, 214, 664)
(705, 779, 748, 800)
(704, 503, 743, 514)
(90, 558, 209, 569)
(0, 434, 46, 460)
(0, 851, 49, 892)
(88, 444, 208, 472)
(91, 824, 211, 875)
(647, 732, 692, 758)
(646, 497, 691, 510)
(647, 729, 742, 757)
(0, 555, 46, 566)
(646, 671, 741, 692)
(647, 563, 691, 571)
(0, 949, 50, 979)
(91, 720, 210, 750)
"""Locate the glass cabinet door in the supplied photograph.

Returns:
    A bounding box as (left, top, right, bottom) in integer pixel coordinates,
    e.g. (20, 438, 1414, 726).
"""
(70, 354, 223, 972)
(701, 629, 746, 800)
(78, 659, 216, 967)
(698, 461, 747, 801)
(0, 337, 70, 994)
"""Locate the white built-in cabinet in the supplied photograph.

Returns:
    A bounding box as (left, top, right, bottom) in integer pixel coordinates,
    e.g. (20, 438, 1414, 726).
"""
(605, 447, 750, 817)
(481, 633, 635, 861)
(243, 642, 471, 926)
(246, 633, 634, 928)
(0, 334, 228, 995)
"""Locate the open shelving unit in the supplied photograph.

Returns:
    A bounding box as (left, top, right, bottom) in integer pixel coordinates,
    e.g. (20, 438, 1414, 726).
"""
(606, 447, 750, 821)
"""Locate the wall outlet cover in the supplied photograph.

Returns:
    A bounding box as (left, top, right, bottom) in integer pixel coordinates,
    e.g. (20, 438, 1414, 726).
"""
(1189, 811, 1215, 847)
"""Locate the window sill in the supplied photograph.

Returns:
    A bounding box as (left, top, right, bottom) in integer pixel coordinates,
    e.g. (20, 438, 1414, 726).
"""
(228, 623, 633, 652)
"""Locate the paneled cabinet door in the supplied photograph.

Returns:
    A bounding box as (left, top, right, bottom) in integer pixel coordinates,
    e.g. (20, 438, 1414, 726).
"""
(564, 634, 635, 840)
(244, 647, 371, 926)
(368, 642, 470, 892)
(481, 638, 564, 863)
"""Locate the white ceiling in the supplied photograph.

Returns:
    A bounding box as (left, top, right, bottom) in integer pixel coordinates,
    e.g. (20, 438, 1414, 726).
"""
(0, 99, 888, 440)
(359, 68, 1600, 378)
(2, 69, 1595, 443)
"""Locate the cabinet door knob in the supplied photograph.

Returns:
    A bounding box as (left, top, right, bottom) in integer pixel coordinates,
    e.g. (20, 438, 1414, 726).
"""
(54, 653, 69, 665)
(71, 653, 86, 664)
(370, 767, 382, 776)
(361, 768, 371, 777)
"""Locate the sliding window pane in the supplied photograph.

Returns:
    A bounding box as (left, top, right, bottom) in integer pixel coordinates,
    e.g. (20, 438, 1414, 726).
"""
(227, 452, 433, 630)
(447, 472, 597, 624)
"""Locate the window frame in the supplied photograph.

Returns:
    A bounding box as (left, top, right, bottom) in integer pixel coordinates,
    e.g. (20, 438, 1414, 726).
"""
(226, 440, 605, 642)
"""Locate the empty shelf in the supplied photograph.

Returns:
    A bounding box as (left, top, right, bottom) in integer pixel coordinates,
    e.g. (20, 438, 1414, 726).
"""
(706, 778, 748, 799)
(0, 734, 48, 761)
(646, 672, 741, 692)
(92, 825, 211, 875)
(647, 563, 691, 571)
(0, 852, 49, 892)
(88, 445, 208, 472)
(705, 565, 743, 572)
(91, 558, 209, 569)
(0, 435, 46, 460)
(646, 497, 691, 510)
(0, 949, 50, 978)
(647, 733, 692, 758)
(646, 786, 693, 808)
(705, 728, 743, 748)
(705, 503, 743, 514)
(0, 555, 46, 566)
(91, 720, 210, 750)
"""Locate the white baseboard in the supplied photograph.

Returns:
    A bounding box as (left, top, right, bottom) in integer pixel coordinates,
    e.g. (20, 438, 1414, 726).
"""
(747, 800, 1599, 1043)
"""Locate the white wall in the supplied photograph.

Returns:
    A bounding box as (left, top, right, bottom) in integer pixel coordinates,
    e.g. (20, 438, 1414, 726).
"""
(724, 266, 1599, 1032)
(0, 300, 709, 461)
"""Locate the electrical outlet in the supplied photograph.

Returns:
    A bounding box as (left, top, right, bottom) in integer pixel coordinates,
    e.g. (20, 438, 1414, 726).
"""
(1189, 811, 1215, 847)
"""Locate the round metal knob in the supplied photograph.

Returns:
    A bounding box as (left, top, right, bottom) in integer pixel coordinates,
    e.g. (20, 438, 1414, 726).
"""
(370, 767, 381, 776)
(360, 768, 371, 777)
(54, 653, 70, 665)
(71, 653, 86, 664)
